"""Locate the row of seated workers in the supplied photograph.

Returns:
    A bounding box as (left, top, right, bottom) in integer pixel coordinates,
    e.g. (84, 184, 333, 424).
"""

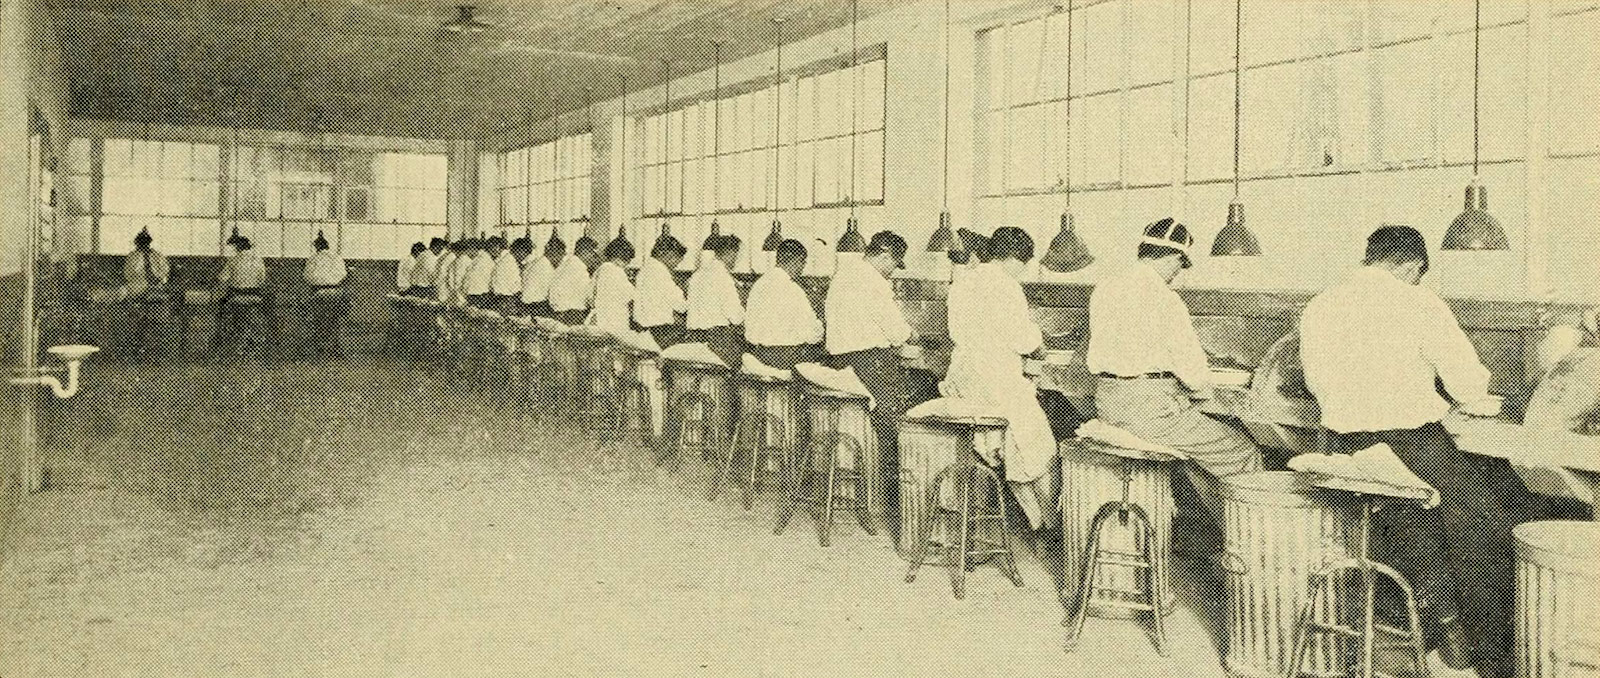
(111, 228, 352, 356)
(392, 219, 1597, 678)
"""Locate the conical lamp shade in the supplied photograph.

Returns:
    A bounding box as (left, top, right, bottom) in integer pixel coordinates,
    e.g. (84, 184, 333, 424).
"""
(703, 219, 721, 251)
(763, 220, 784, 252)
(1442, 184, 1508, 251)
(652, 223, 680, 252)
(545, 230, 564, 251)
(608, 225, 629, 252)
(1211, 202, 1262, 257)
(226, 224, 242, 247)
(1040, 212, 1095, 273)
(927, 212, 954, 252)
(837, 217, 866, 253)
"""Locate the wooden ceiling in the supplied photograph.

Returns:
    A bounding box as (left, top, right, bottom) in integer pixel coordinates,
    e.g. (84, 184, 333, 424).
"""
(52, 0, 901, 139)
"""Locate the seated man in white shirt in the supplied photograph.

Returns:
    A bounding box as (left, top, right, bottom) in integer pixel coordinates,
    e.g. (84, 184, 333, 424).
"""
(521, 235, 562, 318)
(744, 239, 822, 370)
(407, 238, 445, 298)
(462, 237, 498, 309)
(122, 228, 171, 356)
(549, 236, 599, 326)
(486, 236, 523, 315)
(824, 230, 919, 517)
(302, 231, 350, 357)
(431, 240, 459, 303)
(589, 237, 635, 336)
(634, 234, 689, 349)
(1300, 225, 1517, 677)
(1086, 218, 1262, 533)
(397, 242, 424, 296)
(685, 234, 746, 369)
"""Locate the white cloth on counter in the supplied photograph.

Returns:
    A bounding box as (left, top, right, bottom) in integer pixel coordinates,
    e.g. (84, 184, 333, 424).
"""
(658, 342, 726, 368)
(611, 328, 662, 355)
(740, 353, 793, 381)
(1300, 266, 1492, 433)
(1074, 419, 1189, 459)
(633, 256, 687, 328)
(744, 267, 822, 347)
(793, 362, 873, 408)
(1087, 262, 1213, 391)
(1288, 444, 1441, 508)
(904, 397, 1009, 423)
(824, 255, 911, 356)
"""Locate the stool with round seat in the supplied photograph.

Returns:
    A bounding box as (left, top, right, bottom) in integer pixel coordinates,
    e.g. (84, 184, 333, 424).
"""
(899, 400, 1022, 600)
(1062, 427, 1189, 656)
(708, 357, 798, 510)
(219, 292, 270, 358)
(774, 377, 877, 547)
(610, 338, 662, 450)
(564, 329, 625, 443)
(658, 346, 732, 470)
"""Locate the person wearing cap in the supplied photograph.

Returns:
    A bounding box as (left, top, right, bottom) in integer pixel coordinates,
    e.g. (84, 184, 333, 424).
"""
(745, 239, 823, 371)
(941, 227, 1058, 530)
(302, 231, 349, 357)
(461, 237, 496, 308)
(408, 238, 446, 298)
(122, 228, 171, 356)
(549, 236, 599, 326)
(589, 237, 636, 337)
(634, 234, 689, 349)
(685, 234, 746, 368)
(824, 229, 918, 518)
(521, 235, 562, 318)
(1300, 225, 1522, 677)
(1087, 218, 1261, 530)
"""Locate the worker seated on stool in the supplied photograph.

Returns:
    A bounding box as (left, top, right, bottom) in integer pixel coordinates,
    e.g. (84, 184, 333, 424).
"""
(686, 234, 746, 369)
(744, 239, 821, 371)
(122, 227, 171, 355)
(521, 233, 562, 318)
(303, 231, 349, 358)
(589, 236, 636, 337)
(396, 242, 424, 296)
(1086, 218, 1262, 544)
(498, 237, 532, 316)
(940, 227, 1059, 531)
(431, 239, 460, 303)
(1300, 225, 1519, 678)
(549, 236, 598, 327)
(634, 232, 689, 350)
(215, 235, 270, 350)
(825, 229, 921, 524)
(407, 238, 444, 299)
(462, 236, 498, 309)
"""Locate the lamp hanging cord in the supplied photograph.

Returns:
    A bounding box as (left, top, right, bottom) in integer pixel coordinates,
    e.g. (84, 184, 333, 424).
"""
(848, 0, 859, 217)
(1472, 0, 1480, 178)
(713, 42, 721, 216)
(941, 0, 950, 212)
(1064, 1, 1074, 209)
(1232, 0, 1242, 199)
(662, 59, 672, 219)
(619, 74, 628, 236)
(774, 18, 784, 222)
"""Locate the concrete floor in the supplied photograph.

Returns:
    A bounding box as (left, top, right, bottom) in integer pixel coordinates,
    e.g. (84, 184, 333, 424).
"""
(0, 357, 1472, 678)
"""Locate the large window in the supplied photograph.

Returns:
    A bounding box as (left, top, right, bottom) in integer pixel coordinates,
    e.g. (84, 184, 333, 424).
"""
(100, 139, 221, 255)
(623, 51, 886, 266)
(493, 132, 592, 242)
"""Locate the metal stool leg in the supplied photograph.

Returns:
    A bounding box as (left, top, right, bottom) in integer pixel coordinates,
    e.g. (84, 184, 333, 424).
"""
(819, 436, 837, 548)
(951, 466, 973, 599)
(1065, 502, 1117, 650)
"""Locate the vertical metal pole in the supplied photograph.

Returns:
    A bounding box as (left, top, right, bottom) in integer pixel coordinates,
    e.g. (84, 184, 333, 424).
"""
(1359, 499, 1376, 678)
(20, 118, 44, 492)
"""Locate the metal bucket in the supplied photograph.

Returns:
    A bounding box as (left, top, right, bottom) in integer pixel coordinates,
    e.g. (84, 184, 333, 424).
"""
(1060, 440, 1176, 619)
(1516, 520, 1600, 678)
(803, 385, 884, 531)
(1221, 471, 1357, 678)
(664, 360, 731, 450)
(736, 376, 798, 469)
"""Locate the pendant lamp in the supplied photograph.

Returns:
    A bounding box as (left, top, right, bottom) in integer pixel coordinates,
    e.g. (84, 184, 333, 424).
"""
(926, 0, 955, 254)
(837, 0, 865, 255)
(1041, 4, 1095, 273)
(763, 18, 786, 256)
(1441, 0, 1508, 251)
(1211, 0, 1262, 257)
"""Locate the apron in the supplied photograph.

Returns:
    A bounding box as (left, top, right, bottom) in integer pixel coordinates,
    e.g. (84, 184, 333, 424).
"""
(941, 348, 1059, 529)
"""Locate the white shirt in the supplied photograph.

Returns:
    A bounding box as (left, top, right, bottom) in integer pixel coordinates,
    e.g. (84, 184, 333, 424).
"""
(226, 249, 267, 290)
(745, 268, 822, 347)
(396, 254, 416, 290)
(686, 257, 744, 330)
(490, 252, 522, 296)
(1087, 262, 1211, 390)
(633, 257, 687, 328)
(825, 255, 911, 355)
(521, 257, 556, 304)
(548, 255, 593, 313)
(303, 250, 347, 287)
(123, 249, 169, 296)
(1300, 266, 1492, 433)
(948, 263, 1041, 359)
(461, 251, 493, 296)
(589, 261, 634, 335)
(410, 250, 440, 288)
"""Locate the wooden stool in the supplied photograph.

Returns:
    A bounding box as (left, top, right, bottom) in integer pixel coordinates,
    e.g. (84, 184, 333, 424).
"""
(773, 382, 875, 547)
(566, 331, 624, 443)
(612, 342, 662, 449)
(1064, 438, 1186, 656)
(661, 357, 731, 469)
(1284, 478, 1430, 678)
(709, 365, 795, 510)
(900, 411, 1022, 600)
